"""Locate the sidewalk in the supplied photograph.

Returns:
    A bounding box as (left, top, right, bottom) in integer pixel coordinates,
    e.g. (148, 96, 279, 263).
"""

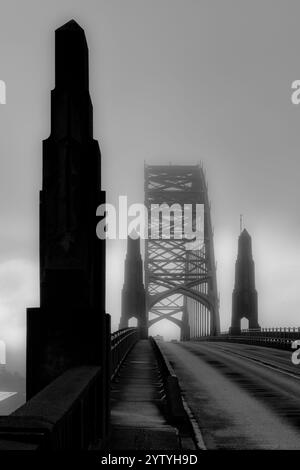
(109, 340, 180, 450)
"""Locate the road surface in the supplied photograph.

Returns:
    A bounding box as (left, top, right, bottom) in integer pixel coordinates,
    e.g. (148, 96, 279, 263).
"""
(160, 340, 300, 449)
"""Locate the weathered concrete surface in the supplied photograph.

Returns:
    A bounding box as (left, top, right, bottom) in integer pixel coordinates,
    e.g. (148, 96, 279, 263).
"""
(160, 341, 300, 450)
(109, 340, 180, 450)
(0, 393, 22, 416)
(0, 366, 103, 450)
(27, 20, 107, 400)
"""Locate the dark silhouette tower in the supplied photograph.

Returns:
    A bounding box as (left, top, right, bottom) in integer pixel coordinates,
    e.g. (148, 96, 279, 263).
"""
(119, 235, 147, 338)
(27, 20, 107, 399)
(181, 296, 190, 341)
(230, 229, 260, 335)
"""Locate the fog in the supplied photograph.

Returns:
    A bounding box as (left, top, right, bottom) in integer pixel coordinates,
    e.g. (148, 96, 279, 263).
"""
(0, 0, 299, 369)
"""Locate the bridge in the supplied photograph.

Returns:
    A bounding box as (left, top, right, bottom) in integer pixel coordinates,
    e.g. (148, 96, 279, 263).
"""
(0, 20, 299, 452)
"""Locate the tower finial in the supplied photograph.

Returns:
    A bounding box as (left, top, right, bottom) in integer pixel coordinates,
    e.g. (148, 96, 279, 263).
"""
(240, 214, 243, 234)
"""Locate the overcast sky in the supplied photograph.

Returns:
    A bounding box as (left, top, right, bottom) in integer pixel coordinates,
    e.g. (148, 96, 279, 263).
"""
(0, 0, 300, 372)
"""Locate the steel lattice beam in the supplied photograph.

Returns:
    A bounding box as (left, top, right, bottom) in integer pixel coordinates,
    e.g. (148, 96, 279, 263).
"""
(144, 164, 220, 340)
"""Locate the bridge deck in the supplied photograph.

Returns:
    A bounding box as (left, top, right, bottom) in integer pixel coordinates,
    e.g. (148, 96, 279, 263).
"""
(160, 340, 300, 449)
(109, 340, 181, 450)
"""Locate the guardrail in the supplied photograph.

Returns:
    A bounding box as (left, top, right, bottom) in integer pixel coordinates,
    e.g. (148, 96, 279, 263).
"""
(243, 327, 300, 333)
(111, 328, 140, 380)
(197, 329, 300, 350)
(0, 327, 140, 450)
(150, 337, 186, 423)
(0, 366, 103, 450)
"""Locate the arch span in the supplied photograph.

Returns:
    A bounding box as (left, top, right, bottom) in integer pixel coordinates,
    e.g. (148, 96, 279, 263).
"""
(144, 164, 220, 340)
(148, 314, 183, 329)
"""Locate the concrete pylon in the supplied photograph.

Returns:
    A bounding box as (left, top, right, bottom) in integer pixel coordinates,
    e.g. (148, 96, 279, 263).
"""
(26, 20, 107, 399)
(180, 296, 190, 341)
(230, 229, 260, 335)
(119, 234, 148, 338)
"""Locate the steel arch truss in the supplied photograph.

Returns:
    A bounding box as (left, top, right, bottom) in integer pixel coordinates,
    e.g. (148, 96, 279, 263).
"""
(144, 164, 220, 340)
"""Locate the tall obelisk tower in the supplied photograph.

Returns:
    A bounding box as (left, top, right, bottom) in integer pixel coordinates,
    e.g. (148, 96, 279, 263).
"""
(27, 20, 107, 399)
(120, 234, 147, 338)
(230, 229, 260, 334)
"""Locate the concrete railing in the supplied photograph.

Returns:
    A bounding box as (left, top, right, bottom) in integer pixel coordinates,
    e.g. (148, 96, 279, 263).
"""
(0, 327, 140, 450)
(111, 327, 139, 380)
(0, 366, 103, 450)
(244, 327, 300, 333)
(197, 328, 300, 350)
(150, 337, 186, 424)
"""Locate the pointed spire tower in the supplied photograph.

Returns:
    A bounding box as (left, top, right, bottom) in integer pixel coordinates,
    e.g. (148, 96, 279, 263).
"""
(230, 229, 260, 335)
(120, 233, 147, 338)
(27, 21, 107, 398)
(38, 19, 105, 309)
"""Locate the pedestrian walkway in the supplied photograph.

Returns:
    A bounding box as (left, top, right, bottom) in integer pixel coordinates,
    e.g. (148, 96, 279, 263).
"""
(109, 340, 180, 450)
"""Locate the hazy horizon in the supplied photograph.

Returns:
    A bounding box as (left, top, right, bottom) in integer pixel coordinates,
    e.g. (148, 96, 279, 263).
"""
(0, 0, 299, 374)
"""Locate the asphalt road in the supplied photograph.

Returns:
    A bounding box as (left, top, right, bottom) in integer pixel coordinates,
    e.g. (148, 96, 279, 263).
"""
(160, 340, 300, 449)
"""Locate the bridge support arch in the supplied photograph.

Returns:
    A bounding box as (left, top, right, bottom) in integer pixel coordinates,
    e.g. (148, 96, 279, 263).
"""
(144, 164, 220, 340)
